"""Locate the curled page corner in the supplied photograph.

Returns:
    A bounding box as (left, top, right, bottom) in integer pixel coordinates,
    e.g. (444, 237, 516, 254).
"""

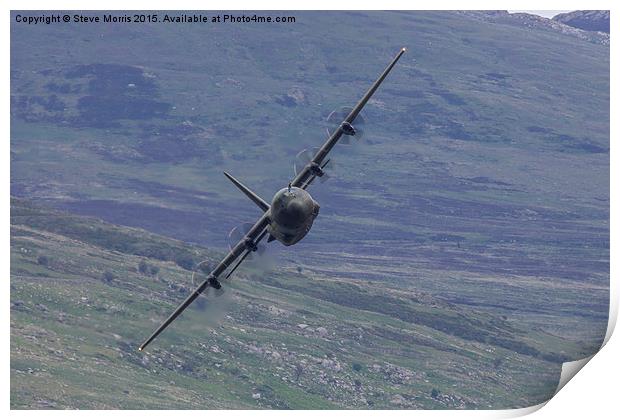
(552, 297, 617, 397)
(508, 299, 617, 416)
(497, 353, 601, 417)
(500, 357, 595, 418)
(602, 294, 618, 348)
(555, 355, 595, 395)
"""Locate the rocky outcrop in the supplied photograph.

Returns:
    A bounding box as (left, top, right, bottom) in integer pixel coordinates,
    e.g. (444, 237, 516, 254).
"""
(553, 10, 610, 33)
(458, 11, 609, 45)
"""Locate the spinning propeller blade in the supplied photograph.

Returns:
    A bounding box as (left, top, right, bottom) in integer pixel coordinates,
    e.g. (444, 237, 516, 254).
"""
(326, 106, 366, 142)
(228, 222, 267, 259)
(293, 147, 336, 183)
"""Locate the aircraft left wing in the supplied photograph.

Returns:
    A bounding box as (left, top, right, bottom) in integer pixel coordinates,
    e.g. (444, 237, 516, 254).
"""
(138, 214, 270, 351)
(292, 48, 406, 190)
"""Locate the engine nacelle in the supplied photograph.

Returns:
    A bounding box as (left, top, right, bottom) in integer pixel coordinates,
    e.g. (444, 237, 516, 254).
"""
(341, 121, 356, 136)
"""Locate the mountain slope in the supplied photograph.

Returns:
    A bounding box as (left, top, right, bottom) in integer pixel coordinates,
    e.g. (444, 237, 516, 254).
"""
(10, 198, 592, 409)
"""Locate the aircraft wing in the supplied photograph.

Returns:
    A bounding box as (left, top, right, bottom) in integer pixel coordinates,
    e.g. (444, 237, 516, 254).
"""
(292, 48, 406, 190)
(138, 214, 270, 351)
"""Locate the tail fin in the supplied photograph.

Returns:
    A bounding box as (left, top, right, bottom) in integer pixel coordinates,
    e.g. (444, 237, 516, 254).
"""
(223, 172, 270, 213)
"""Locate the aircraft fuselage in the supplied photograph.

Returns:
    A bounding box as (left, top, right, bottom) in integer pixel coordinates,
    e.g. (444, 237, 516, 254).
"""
(268, 187, 320, 246)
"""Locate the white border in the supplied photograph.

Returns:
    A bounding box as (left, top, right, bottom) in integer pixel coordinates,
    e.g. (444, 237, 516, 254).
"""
(4, 1, 617, 418)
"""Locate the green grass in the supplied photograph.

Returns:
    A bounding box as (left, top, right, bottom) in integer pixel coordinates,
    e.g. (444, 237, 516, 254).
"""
(10, 198, 591, 409)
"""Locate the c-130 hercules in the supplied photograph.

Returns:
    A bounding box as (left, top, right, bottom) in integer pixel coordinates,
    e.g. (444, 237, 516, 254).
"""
(139, 48, 406, 351)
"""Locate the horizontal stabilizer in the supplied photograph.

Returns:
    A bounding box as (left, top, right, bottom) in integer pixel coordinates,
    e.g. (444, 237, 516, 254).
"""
(224, 172, 270, 213)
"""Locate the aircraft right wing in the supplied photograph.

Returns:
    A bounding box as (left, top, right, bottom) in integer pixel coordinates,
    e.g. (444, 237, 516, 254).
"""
(291, 48, 406, 190)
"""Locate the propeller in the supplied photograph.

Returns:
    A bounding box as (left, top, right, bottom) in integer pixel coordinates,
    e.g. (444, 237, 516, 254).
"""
(227, 222, 267, 258)
(189, 268, 231, 323)
(325, 106, 366, 144)
(190, 261, 223, 301)
(190, 222, 268, 301)
(293, 147, 336, 183)
(226, 223, 275, 275)
(189, 224, 269, 305)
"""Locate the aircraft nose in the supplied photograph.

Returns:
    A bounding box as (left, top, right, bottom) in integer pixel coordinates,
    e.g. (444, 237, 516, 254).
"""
(287, 201, 305, 219)
(280, 201, 307, 227)
(274, 198, 310, 228)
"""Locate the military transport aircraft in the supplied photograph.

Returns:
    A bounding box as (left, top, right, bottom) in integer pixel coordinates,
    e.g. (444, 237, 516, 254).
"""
(139, 48, 406, 351)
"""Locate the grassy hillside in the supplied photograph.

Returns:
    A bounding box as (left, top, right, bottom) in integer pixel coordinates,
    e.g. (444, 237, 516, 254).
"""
(10, 198, 596, 409)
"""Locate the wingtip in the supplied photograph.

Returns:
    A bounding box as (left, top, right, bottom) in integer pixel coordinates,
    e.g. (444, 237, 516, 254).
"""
(138, 346, 143, 352)
(401, 47, 407, 53)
